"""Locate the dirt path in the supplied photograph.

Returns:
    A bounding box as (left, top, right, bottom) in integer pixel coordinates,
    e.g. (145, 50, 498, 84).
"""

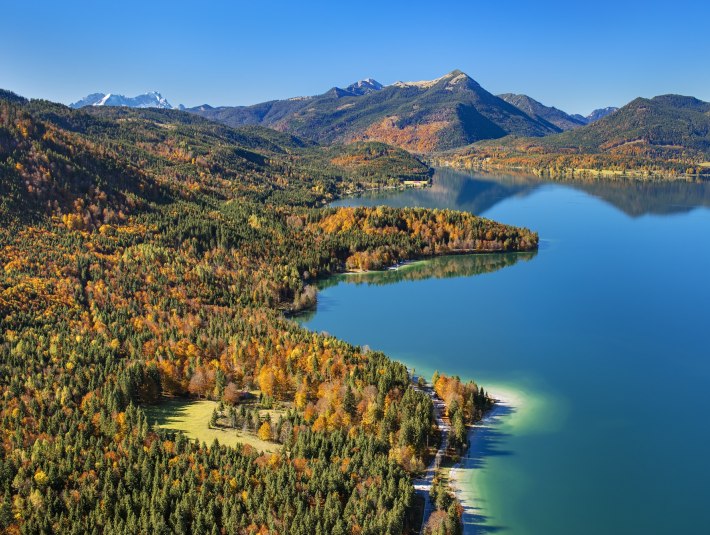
(412, 381, 449, 533)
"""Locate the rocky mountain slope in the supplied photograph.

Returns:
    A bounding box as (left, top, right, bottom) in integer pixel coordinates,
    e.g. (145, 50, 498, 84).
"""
(498, 93, 586, 131)
(186, 70, 560, 152)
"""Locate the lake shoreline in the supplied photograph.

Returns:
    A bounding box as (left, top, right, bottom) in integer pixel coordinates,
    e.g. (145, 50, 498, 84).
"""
(448, 389, 520, 534)
(433, 159, 710, 182)
(300, 170, 710, 533)
(286, 248, 538, 318)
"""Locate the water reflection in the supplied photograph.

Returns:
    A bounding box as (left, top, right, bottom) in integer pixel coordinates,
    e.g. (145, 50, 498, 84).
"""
(291, 252, 536, 324)
(332, 169, 539, 214)
(333, 168, 710, 217)
(321, 251, 537, 289)
(308, 172, 710, 534)
(568, 178, 710, 216)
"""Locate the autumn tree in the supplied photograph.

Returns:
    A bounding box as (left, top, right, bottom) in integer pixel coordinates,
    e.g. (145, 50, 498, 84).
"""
(223, 382, 243, 405)
(257, 421, 273, 442)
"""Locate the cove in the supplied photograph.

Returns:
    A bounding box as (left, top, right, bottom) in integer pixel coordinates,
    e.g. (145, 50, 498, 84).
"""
(299, 169, 710, 534)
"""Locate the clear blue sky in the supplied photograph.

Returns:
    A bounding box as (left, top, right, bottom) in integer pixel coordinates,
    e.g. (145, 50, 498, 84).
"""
(2, 0, 708, 115)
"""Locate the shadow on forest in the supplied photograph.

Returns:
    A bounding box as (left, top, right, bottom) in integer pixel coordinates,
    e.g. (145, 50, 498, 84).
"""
(457, 402, 517, 534)
(143, 398, 196, 430)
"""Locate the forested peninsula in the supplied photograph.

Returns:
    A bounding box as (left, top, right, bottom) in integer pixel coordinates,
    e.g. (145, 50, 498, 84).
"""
(0, 93, 537, 534)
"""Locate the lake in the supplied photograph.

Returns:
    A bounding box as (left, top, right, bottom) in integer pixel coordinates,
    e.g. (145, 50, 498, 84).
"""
(299, 169, 710, 534)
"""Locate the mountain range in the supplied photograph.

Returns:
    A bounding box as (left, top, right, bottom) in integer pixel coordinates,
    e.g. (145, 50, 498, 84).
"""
(185, 70, 563, 152)
(497, 94, 617, 130)
(441, 93, 710, 178)
(65, 73, 710, 177)
(69, 73, 622, 153)
(533, 94, 710, 155)
(497, 93, 587, 131)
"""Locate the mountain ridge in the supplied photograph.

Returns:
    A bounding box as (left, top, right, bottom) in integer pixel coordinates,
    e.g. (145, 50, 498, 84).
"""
(186, 70, 560, 152)
(498, 93, 621, 129)
(439, 93, 710, 179)
(497, 93, 586, 131)
(0, 88, 433, 222)
(66, 75, 623, 153)
(534, 94, 710, 154)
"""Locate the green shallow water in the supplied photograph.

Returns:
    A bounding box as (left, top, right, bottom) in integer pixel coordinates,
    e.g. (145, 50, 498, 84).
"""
(300, 170, 710, 534)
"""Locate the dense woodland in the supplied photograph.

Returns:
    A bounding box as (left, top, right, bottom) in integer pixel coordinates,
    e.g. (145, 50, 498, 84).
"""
(0, 92, 537, 534)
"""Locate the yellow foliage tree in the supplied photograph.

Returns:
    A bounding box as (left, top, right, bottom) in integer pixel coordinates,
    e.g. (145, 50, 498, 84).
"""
(257, 421, 272, 442)
(311, 415, 327, 433)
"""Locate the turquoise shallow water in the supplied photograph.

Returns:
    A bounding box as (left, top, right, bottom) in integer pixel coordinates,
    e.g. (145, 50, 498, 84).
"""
(300, 170, 710, 534)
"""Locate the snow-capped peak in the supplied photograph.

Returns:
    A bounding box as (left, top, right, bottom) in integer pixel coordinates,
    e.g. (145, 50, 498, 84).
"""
(70, 91, 174, 109)
(393, 74, 448, 89)
(96, 93, 112, 106)
(343, 78, 384, 95)
(392, 70, 475, 90)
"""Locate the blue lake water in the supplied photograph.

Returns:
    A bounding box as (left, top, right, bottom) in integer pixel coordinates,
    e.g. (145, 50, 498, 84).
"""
(300, 169, 710, 534)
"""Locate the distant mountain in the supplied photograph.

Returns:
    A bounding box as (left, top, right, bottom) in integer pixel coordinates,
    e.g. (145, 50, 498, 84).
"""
(70, 91, 173, 109)
(536, 95, 710, 155)
(586, 107, 618, 123)
(498, 93, 586, 131)
(187, 70, 560, 152)
(344, 78, 384, 95)
(442, 93, 710, 179)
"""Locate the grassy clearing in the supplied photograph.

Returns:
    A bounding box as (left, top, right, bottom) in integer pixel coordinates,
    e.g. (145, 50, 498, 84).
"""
(145, 399, 282, 453)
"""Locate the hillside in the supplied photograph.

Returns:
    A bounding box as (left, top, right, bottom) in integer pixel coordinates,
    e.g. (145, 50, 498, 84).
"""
(0, 96, 434, 223)
(541, 95, 710, 154)
(498, 93, 586, 131)
(187, 70, 559, 152)
(439, 94, 710, 179)
(0, 90, 537, 533)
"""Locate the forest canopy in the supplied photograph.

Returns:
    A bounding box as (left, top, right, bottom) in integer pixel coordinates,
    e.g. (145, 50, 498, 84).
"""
(0, 93, 537, 534)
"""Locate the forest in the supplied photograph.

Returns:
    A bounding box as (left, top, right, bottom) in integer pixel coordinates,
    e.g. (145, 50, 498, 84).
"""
(435, 146, 710, 180)
(0, 92, 537, 534)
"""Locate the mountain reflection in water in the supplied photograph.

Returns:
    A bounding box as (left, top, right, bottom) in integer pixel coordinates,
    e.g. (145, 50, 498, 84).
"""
(333, 168, 710, 217)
